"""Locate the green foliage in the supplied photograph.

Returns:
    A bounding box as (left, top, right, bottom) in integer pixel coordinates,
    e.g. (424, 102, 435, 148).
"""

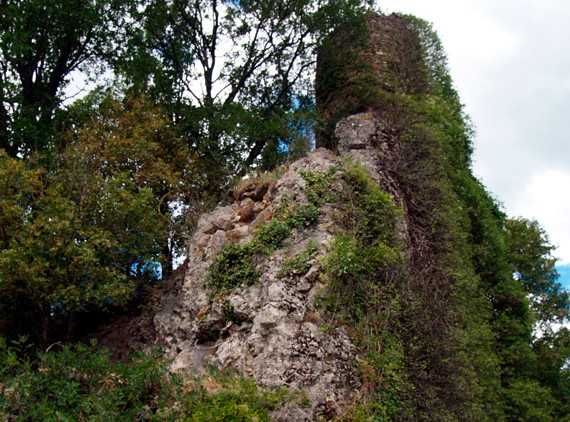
(0, 94, 196, 345)
(252, 218, 294, 254)
(0, 0, 375, 343)
(500, 378, 557, 422)
(116, 0, 372, 186)
(206, 243, 260, 295)
(0, 339, 175, 421)
(207, 191, 323, 295)
(250, 200, 319, 255)
(403, 15, 462, 105)
(340, 163, 402, 244)
(504, 218, 570, 420)
(362, 15, 570, 417)
(532, 328, 570, 419)
(315, 11, 570, 419)
(65, 93, 209, 272)
(325, 235, 400, 283)
(506, 218, 569, 327)
(0, 0, 130, 157)
(0, 152, 146, 344)
(314, 14, 372, 147)
(0, 338, 303, 421)
(1, 5, 568, 421)
(279, 239, 319, 278)
(317, 162, 406, 419)
(178, 368, 304, 422)
(300, 166, 339, 206)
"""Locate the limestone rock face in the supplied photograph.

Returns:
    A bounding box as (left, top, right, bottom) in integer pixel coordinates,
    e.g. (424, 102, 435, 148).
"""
(118, 114, 404, 420)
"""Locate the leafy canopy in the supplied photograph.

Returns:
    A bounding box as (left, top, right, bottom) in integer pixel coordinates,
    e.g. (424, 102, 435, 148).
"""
(0, 0, 130, 157)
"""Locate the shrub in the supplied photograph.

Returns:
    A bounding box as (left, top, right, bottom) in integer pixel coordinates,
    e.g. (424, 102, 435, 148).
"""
(206, 243, 260, 294)
(0, 339, 306, 421)
(0, 339, 175, 421)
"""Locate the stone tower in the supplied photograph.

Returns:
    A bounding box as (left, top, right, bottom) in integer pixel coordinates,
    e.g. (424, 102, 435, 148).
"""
(315, 12, 427, 148)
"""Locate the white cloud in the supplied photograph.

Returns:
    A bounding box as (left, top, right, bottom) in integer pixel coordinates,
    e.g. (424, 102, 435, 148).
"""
(379, 0, 521, 63)
(511, 169, 570, 264)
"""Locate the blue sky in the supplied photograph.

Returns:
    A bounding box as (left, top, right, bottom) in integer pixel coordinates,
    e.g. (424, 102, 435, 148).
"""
(558, 264, 570, 291)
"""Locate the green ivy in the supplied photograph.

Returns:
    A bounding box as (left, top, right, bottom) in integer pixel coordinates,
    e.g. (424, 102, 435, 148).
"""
(206, 182, 325, 295)
(206, 243, 260, 295)
(300, 165, 338, 206)
(317, 162, 406, 419)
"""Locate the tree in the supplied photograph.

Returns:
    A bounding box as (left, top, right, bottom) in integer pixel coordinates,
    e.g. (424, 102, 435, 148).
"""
(506, 217, 569, 329)
(0, 92, 201, 346)
(0, 149, 164, 346)
(505, 217, 570, 419)
(0, 0, 129, 157)
(116, 0, 371, 191)
(62, 91, 204, 273)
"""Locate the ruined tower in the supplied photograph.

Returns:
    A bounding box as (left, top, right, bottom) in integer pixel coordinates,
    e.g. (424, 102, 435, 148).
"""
(315, 12, 430, 148)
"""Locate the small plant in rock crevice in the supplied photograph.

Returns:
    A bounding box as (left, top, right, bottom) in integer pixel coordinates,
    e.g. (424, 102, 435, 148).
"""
(206, 242, 260, 296)
(231, 163, 289, 199)
(300, 165, 339, 206)
(221, 300, 252, 324)
(278, 239, 319, 278)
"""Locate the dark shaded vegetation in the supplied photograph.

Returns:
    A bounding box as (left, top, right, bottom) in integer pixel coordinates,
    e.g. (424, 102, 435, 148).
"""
(0, 338, 305, 421)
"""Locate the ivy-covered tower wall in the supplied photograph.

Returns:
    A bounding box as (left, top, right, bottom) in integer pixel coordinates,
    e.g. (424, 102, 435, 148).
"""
(315, 12, 429, 148)
(316, 11, 526, 420)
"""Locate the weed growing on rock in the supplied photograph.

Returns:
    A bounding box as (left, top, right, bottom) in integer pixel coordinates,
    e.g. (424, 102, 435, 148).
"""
(319, 162, 408, 419)
(278, 239, 319, 278)
(300, 165, 338, 206)
(206, 172, 329, 296)
(231, 164, 289, 200)
(206, 242, 260, 295)
(222, 300, 252, 324)
(179, 367, 308, 421)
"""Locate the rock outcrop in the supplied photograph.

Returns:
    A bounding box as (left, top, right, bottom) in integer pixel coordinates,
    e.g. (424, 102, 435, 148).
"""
(106, 112, 403, 420)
